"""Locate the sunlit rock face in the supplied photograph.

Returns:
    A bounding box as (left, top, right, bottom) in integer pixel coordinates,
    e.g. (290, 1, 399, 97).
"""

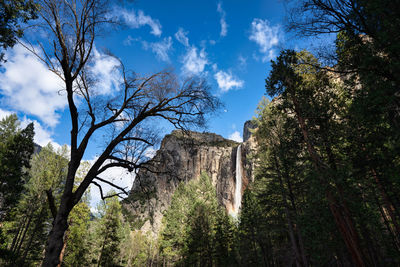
(124, 123, 256, 235)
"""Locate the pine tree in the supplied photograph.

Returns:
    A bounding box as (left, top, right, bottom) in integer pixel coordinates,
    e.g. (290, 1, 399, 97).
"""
(0, 114, 34, 221)
(96, 195, 124, 267)
(160, 172, 237, 266)
(62, 202, 91, 267)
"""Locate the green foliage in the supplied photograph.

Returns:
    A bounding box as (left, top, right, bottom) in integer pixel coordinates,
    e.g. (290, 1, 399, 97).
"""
(0, 114, 34, 221)
(0, 143, 69, 266)
(248, 46, 400, 266)
(0, 0, 38, 62)
(159, 172, 237, 266)
(96, 195, 124, 267)
(119, 228, 158, 267)
(62, 202, 91, 267)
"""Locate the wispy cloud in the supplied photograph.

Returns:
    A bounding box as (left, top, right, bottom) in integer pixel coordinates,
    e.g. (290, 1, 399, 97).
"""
(142, 37, 173, 62)
(123, 35, 140, 46)
(214, 70, 244, 92)
(228, 131, 243, 142)
(217, 2, 228, 37)
(181, 46, 209, 75)
(249, 18, 281, 62)
(175, 28, 189, 47)
(238, 55, 247, 69)
(117, 8, 162, 36)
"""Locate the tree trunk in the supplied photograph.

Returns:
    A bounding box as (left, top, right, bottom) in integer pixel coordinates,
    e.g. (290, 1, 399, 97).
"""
(42, 196, 72, 267)
(291, 96, 367, 266)
(56, 230, 69, 267)
(273, 154, 304, 267)
(20, 207, 46, 266)
(282, 159, 308, 266)
(15, 212, 33, 255)
(326, 191, 366, 267)
(376, 196, 400, 251)
(10, 215, 26, 252)
(371, 167, 400, 236)
(97, 237, 106, 267)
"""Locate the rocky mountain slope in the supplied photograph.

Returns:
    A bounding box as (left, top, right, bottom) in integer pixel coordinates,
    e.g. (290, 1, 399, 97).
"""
(124, 122, 257, 234)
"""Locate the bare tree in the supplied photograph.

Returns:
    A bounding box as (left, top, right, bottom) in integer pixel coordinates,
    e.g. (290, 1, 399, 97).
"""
(21, 0, 220, 266)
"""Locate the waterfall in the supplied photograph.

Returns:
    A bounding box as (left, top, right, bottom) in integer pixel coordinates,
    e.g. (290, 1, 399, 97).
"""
(233, 144, 242, 217)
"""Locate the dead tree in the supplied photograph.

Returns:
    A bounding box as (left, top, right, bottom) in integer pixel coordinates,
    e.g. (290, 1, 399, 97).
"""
(21, 0, 220, 266)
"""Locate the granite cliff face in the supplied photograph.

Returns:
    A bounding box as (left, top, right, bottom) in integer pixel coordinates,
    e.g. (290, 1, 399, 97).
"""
(125, 123, 256, 234)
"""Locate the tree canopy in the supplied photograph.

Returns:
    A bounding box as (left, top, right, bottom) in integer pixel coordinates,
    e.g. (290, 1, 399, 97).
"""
(0, 0, 37, 62)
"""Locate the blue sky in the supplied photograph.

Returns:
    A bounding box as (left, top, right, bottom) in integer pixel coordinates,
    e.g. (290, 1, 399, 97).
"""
(104, 0, 289, 142)
(0, 0, 314, 205)
(0, 0, 294, 148)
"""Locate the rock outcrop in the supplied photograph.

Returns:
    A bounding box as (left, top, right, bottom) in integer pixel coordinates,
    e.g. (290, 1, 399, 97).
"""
(124, 123, 257, 234)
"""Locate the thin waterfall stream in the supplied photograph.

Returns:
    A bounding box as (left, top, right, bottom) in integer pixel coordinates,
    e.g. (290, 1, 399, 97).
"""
(234, 144, 242, 216)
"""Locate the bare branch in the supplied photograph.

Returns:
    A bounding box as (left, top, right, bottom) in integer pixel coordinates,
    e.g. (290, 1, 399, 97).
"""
(94, 176, 130, 196)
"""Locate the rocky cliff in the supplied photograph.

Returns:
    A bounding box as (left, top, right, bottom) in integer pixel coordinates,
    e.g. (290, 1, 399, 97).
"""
(124, 122, 257, 234)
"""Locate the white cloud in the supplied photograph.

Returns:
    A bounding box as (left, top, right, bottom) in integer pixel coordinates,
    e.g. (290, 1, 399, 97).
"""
(181, 46, 209, 75)
(118, 8, 162, 36)
(214, 70, 244, 92)
(142, 37, 173, 62)
(175, 28, 189, 47)
(0, 108, 12, 120)
(88, 158, 135, 210)
(0, 43, 122, 128)
(21, 117, 62, 149)
(90, 48, 121, 95)
(0, 108, 61, 149)
(0, 44, 66, 127)
(217, 2, 228, 37)
(228, 131, 243, 142)
(249, 18, 281, 62)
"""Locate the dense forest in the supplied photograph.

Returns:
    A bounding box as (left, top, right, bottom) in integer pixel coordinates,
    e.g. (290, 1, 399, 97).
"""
(1, 0, 400, 266)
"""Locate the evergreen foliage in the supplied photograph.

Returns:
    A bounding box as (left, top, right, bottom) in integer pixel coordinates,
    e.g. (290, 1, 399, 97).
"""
(159, 172, 237, 266)
(96, 195, 124, 267)
(0, 0, 399, 266)
(0, 144, 68, 266)
(242, 47, 400, 266)
(0, 0, 38, 62)
(0, 114, 34, 221)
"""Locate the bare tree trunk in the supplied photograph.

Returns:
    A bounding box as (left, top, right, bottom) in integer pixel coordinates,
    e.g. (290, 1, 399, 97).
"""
(56, 230, 69, 267)
(42, 194, 72, 267)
